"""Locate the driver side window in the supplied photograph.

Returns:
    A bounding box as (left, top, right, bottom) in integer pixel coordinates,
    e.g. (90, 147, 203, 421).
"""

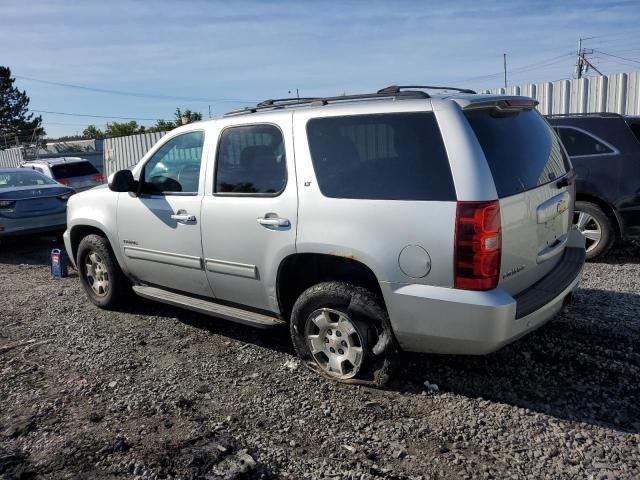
(142, 131, 204, 194)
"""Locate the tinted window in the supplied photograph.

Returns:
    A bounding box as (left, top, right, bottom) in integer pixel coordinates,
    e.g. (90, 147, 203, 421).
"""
(628, 122, 640, 144)
(142, 131, 204, 194)
(557, 127, 614, 157)
(215, 124, 286, 194)
(0, 171, 58, 188)
(465, 110, 569, 198)
(306, 113, 455, 200)
(51, 162, 98, 179)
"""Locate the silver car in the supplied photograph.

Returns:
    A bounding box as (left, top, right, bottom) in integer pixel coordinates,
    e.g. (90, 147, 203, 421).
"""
(0, 169, 75, 238)
(22, 157, 103, 192)
(64, 86, 585, 385)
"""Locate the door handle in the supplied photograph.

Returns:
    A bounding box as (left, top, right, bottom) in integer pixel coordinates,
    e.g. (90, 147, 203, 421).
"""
(257, 215, 290, 228)
(171, 210, 196, 223)
(536, 233, 568, 263)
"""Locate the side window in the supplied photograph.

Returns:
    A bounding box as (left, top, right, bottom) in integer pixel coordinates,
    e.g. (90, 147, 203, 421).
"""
(142, 131, 204, 194)
(557, 127, 614, 157)
(215, 124, 286, 194)
(306, 112, 456, 200)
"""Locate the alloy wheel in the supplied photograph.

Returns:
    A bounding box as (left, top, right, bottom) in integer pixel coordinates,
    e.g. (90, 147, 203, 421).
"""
(304, 308, 364, 379)
(85, 251, 110, 297)
(574, 210, 602, 254)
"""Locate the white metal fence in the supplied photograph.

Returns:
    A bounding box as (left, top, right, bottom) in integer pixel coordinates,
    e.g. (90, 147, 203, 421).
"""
(103, 131, 167, 178)
(486, 71, 640, 116)
(0, 147, 24, 168)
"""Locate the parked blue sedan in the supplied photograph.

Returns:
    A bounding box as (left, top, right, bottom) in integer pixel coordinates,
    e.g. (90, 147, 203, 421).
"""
(0, 168, 75, 238)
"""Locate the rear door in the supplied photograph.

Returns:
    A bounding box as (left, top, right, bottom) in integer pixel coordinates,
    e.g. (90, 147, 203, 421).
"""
(200, 117, 297, 313)
(465, 107, 573, 295)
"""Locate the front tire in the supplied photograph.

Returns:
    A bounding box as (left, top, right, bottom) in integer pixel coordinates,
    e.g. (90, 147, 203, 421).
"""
(77, 234, 130, 309)
(290, 282, 395, 386)
(574, 201, 614, 259)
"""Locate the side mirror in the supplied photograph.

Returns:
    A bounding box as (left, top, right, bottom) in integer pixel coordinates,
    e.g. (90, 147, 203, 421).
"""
(108, 170, 136, 192)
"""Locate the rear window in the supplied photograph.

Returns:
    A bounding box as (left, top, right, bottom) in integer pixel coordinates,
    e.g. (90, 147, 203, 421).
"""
(465, 110, 569, 197)
(0, 171, 58, 188)
(306, 112, 456, 201)
(51, 162, 98, 179)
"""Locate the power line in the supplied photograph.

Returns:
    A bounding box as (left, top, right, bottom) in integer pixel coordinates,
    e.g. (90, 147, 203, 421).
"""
(14, 74, 258, 104)
(450, 52, 573, 84)
(593, 49, 640, 65)
(32, 109, 170, 121)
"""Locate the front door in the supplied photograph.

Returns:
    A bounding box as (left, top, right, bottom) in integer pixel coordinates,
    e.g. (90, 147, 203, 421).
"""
(200, 120, 297, 312)
(117, 130, 212, 297)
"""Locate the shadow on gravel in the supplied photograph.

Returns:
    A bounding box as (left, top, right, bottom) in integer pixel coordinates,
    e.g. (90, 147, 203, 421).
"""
(396, 287, 640, 433)
(120, 297, 294, 356)
(0, 234, 64, 266)
(596, 240, 640, 264)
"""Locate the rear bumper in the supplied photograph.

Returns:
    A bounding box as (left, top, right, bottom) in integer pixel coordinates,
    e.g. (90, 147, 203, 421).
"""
(382, 231, 586, 355)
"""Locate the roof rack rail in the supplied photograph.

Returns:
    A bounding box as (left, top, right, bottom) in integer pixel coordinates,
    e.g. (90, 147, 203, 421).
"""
(377, 85, 477, 95)
(545, 112, 623, 118)
(224, 90, 430, 117)
(256, 97, 320, 108)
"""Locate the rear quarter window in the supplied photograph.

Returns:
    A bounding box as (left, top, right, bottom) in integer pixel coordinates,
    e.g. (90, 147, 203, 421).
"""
(51, 162, 98, 179)
(306, 112, 456, 201)
(465, 110, 569, 197)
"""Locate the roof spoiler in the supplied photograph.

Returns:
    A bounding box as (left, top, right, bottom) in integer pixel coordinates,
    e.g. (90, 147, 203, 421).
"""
(463, 98, 538, 112)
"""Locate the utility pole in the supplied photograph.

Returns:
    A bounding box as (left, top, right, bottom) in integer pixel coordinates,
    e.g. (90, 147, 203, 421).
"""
(576, 36, 603, 78)
(503, 53, 507, 90)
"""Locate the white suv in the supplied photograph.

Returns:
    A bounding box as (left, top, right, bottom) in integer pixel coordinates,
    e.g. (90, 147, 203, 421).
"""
(63, 86, 585, 385)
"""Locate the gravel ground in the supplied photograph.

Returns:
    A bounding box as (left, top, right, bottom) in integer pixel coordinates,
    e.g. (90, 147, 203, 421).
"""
(0, 236, 639, 480)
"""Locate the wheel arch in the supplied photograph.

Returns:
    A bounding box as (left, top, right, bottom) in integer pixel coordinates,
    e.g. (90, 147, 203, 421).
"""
(69, 222, 126, 272)
(276, 253, 386, 321)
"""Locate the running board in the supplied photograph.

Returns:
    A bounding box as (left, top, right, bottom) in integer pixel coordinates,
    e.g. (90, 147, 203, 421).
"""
(132, 285, 285, 329)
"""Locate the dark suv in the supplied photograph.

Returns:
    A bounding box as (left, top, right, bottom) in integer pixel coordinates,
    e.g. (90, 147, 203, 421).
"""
(547, 113, 640, 259)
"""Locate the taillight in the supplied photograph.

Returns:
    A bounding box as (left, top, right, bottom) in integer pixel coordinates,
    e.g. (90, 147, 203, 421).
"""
(0, 200, 16, 208)
(58, 190, 76, 201)
(94, 174, 104, 182)
(58, 179, 70, 186)
(454, 201, 502, 290)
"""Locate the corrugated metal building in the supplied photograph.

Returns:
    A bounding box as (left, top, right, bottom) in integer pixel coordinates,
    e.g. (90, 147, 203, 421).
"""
(103, 131, 166, 178)
(486, 71, 640, 116)
(0, 147, 24, 168)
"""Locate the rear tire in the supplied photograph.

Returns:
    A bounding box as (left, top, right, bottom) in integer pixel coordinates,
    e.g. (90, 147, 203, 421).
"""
(290, 281, 395, 386)
(77, 234, 130, 309)
(574, 201, 614, 260)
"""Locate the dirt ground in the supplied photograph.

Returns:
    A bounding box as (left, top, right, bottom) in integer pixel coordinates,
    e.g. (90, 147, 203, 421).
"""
(0, 235, 639, 479)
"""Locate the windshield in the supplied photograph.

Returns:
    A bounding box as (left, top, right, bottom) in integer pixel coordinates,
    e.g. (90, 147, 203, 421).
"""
(0, 171, 59, 188)
(465, 109, 570, 197)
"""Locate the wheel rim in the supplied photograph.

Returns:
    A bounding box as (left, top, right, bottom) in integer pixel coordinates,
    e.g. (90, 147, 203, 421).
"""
(84, 251, 110, 297)
(304, 308, 364, 379)
(574, 210, 602, 253)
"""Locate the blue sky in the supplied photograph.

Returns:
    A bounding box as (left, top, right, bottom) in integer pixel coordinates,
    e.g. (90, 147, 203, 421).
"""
(1, 0, 639, 138)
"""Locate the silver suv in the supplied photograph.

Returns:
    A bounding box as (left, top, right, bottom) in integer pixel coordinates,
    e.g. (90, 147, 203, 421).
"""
(22, 157, 103, 192)
(64, 86, 585, 385)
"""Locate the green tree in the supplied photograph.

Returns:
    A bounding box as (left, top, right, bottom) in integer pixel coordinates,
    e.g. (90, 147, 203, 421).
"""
(82, 124, 105, 140)
(147, 119, 176, 133)
(105, 121, 146, 138)
(174, 108, 202, 125)
(0, 66, 45, 141)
